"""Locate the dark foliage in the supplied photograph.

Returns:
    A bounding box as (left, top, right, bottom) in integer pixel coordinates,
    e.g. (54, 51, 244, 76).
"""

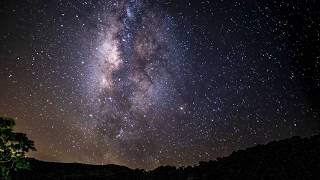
(0, 117, 36, 180)
(13, 133, 320, 180)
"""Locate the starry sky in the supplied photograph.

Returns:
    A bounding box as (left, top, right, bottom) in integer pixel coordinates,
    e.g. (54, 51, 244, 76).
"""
(0, 0, 319, 169)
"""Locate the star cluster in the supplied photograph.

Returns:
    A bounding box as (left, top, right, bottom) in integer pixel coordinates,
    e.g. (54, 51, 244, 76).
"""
(0, 0, 319, 169)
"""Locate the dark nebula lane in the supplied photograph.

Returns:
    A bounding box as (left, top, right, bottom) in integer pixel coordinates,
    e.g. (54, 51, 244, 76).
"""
(0, 0, 319, 169)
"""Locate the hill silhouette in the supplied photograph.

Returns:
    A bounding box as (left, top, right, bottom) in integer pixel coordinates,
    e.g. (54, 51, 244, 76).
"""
(13, 133, 320, 180)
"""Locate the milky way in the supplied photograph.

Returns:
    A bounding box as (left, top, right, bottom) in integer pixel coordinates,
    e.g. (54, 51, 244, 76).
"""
(0, 0, 319, 169)
(84, 0, 187, 167)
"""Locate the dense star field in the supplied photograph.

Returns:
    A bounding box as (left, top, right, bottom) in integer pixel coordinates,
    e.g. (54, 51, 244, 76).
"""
(0, 0, 319, 169)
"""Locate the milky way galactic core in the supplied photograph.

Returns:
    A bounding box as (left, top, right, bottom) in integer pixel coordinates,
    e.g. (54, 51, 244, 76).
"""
(85, 0, 189, 167)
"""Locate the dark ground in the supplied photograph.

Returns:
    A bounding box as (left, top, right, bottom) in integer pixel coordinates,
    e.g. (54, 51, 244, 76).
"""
(13, 133, 320, 180)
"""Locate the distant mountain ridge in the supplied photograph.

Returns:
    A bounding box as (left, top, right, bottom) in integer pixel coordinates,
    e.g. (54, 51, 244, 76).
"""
(13, 133, 320, 180)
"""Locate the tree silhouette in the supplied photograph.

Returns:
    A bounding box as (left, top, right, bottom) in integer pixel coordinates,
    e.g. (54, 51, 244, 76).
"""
(0, 117, 36, 180)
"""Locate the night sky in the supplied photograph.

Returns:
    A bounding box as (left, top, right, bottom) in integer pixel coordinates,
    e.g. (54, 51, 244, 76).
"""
(0, 0, 319, 169)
